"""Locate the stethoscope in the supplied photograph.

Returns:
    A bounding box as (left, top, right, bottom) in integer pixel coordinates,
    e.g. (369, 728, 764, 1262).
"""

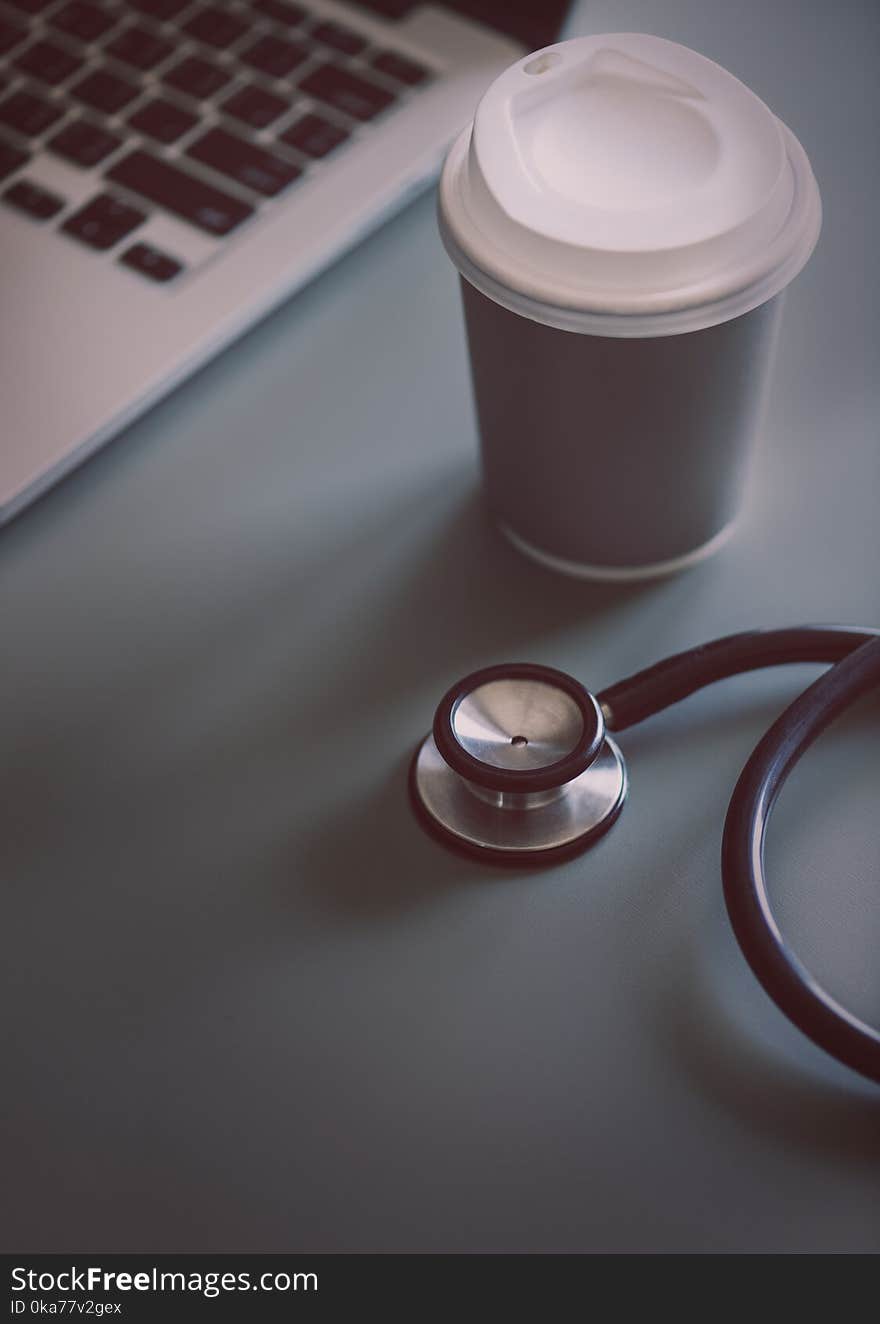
(410, 626, 880, 1086)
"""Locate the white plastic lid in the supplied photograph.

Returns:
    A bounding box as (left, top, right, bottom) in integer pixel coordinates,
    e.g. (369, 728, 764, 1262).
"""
(438, 34, 821, 336)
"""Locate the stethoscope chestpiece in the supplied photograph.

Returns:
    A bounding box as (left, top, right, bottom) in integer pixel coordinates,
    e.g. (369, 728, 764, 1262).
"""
(410, 663, 627, 864)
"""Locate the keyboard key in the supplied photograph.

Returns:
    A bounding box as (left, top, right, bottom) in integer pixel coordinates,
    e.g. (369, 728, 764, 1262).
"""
(300, 63, 395, 121)
(187, 126, 300, 197)
(279, 111, 347, 159)
(50, 2, 115, 43)
(120, 240, 182, 282)
(107, 148, 253, 235)
(0, 16, 26, 55)
(221, 83, 288, 129)
(128, 0, 188, 17)
(162, 55, 231, 100)
(105, 25, 173, 71)
(347, 0, 413, 16)
(0, 140, 29, 180)
(61, 191, 145, 249)
(251, 0, 304, 24)
(70, 67, 139, 113)
(0, 89, 64, 137)
(310, 21, 366, 56)
(14, 38, 83, 85)
(183, 6, 248, 49)
(3, 176, 64, 219)
(239, 34, 307, 79)
(370, 49, 428, 86)
(48, 116, 120, 166)
(128, 96, 197, 144)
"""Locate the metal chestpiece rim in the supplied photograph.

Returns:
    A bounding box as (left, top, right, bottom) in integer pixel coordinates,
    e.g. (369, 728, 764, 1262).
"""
(410, 663, 628, 864)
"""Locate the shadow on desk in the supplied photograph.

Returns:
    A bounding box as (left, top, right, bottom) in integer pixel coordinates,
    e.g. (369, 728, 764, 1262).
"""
(652, 928, 880, 1164)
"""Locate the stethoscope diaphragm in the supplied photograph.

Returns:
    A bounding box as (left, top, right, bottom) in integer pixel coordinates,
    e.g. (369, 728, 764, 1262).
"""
(409, 662, 626, 863)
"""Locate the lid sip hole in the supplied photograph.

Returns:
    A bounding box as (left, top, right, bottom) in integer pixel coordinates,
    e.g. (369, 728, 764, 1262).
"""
(524, 51, 562, 76)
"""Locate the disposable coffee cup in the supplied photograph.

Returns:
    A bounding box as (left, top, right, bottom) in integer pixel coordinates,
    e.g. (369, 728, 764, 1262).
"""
(438, 34, 821, 579)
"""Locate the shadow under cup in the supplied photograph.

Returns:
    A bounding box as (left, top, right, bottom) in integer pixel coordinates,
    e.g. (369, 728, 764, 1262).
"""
(460, 276, 785, 580)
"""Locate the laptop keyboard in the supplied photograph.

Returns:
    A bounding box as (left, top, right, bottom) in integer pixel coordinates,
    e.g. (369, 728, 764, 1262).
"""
(0, 0, 431, 281)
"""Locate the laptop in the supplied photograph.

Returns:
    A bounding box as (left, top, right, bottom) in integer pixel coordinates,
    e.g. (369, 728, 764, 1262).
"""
(0, 0, 571, 524)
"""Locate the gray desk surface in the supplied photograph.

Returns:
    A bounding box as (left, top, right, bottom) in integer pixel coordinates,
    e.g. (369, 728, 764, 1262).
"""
(2, 0, 878, 1254)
